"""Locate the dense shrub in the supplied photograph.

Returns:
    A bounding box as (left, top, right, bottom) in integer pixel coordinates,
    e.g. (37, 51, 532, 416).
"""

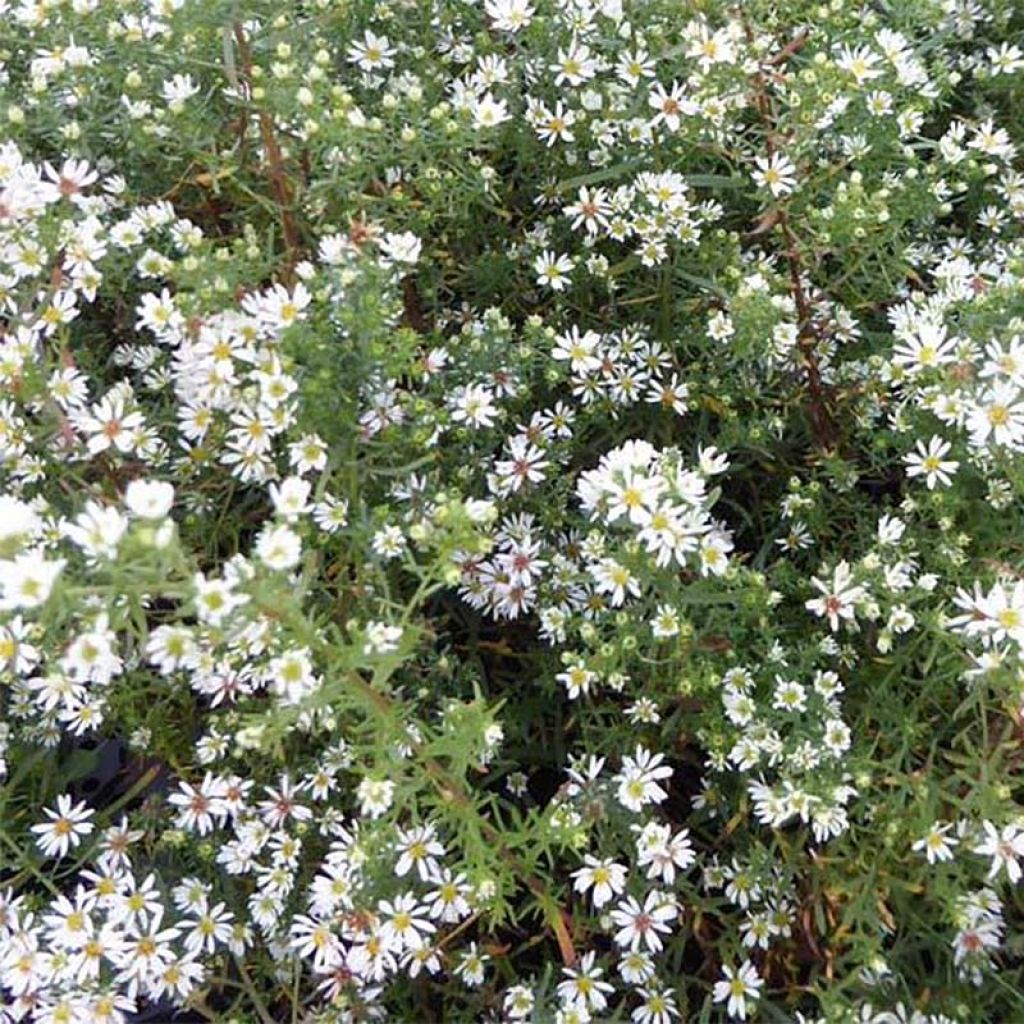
(2, 0, 1024, 1021)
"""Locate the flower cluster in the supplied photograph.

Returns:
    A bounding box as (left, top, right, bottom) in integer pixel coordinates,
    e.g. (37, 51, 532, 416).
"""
(3, 0, 1024, 1021)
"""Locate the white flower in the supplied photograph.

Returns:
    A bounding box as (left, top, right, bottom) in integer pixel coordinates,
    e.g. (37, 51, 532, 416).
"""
(551, 42, 596, 87)
(988, 41, 1024, 75)
(464, 499, 497, 523)
(162, 73, 200, 112)
(290, 914, 342, 972)
(379, 893, 436, 953)
(472, 93, 510, 129)
(635, 823, 696, 884)
(822, 718, 851, 756)
(427, 869, 472, 924)
(534, 250, 574, 291)
(563, 186, 611, 235)
(913, 822, 959, 865)
(698, 445, 730, 476)
(0, 495, 40, 545)
(557, 662, 596, 699)
(289, 433, 328, 474)
(484, 0, 534, 32)
(974, 821, 1024, 883)
(255, 523, 302, 571)
(699, 533, 732, 576)
(651, 604, 680, 638)
(606, 473, 665, 526)
(372, 524, 407, 560)
(62, 501, 127, 559)
(836, 43, 883, 85)
(192, 572, 249, 626)
(648, 80, 698, 132)
(552, 326, 602, 374)
(683, 21, 733, 67)
(124, 479, 175, 519)
(752, 152, 798, 197)
(615, 746, 673, 812)
(454, 941, 489, 987)
(805, 560, 867, 631)
(364, 621, 403, 656)
(592, 558, 641, 606)
(773, 678, 807, 713)
(708, 311, 735, 341)
(632, 985, 680, 1024)
(394, 824, 444, 880)
(534, 100, 577, 145)
(504, 985, 536, 1020)
(967, 384, 1024, 449)
(980, 583, 1024, 645)
(356, 776, 395, 819)
(610, 890, 677, 952)
(450, 384, 498, 429)
(0, 550, 66, 610)
(146, 625, 197, 675)
(892, 321, 956, 373)
(270, 648, 319, 704)
(952, 581, 1024, 647)
(571, 855, 628, 908)
(557, 951, 614, 1013)
(31, 795, 94, 858)
(713, 960, 762, 1020)
(167, 773, 229, 835)
(185, 902, 234, 956)
(347, 30, 395, 72)
(270, 476, 312, 521)
(63, 613, 122, 684)
(380, 231, 422, 266)
(313, 496, 349, 534)
(75, 392, 144, 455)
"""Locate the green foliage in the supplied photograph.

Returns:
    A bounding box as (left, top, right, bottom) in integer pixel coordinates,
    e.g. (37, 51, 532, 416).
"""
(2, 0, 1024, 1022)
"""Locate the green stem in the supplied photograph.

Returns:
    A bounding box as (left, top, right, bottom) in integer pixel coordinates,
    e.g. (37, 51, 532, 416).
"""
(0, 831, 62, 898)
(233, 955, 277, 1024)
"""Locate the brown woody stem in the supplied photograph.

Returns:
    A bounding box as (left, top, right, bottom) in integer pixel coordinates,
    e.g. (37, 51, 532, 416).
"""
(232, 23, 302, 279)
(746, 25, 836, 449)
